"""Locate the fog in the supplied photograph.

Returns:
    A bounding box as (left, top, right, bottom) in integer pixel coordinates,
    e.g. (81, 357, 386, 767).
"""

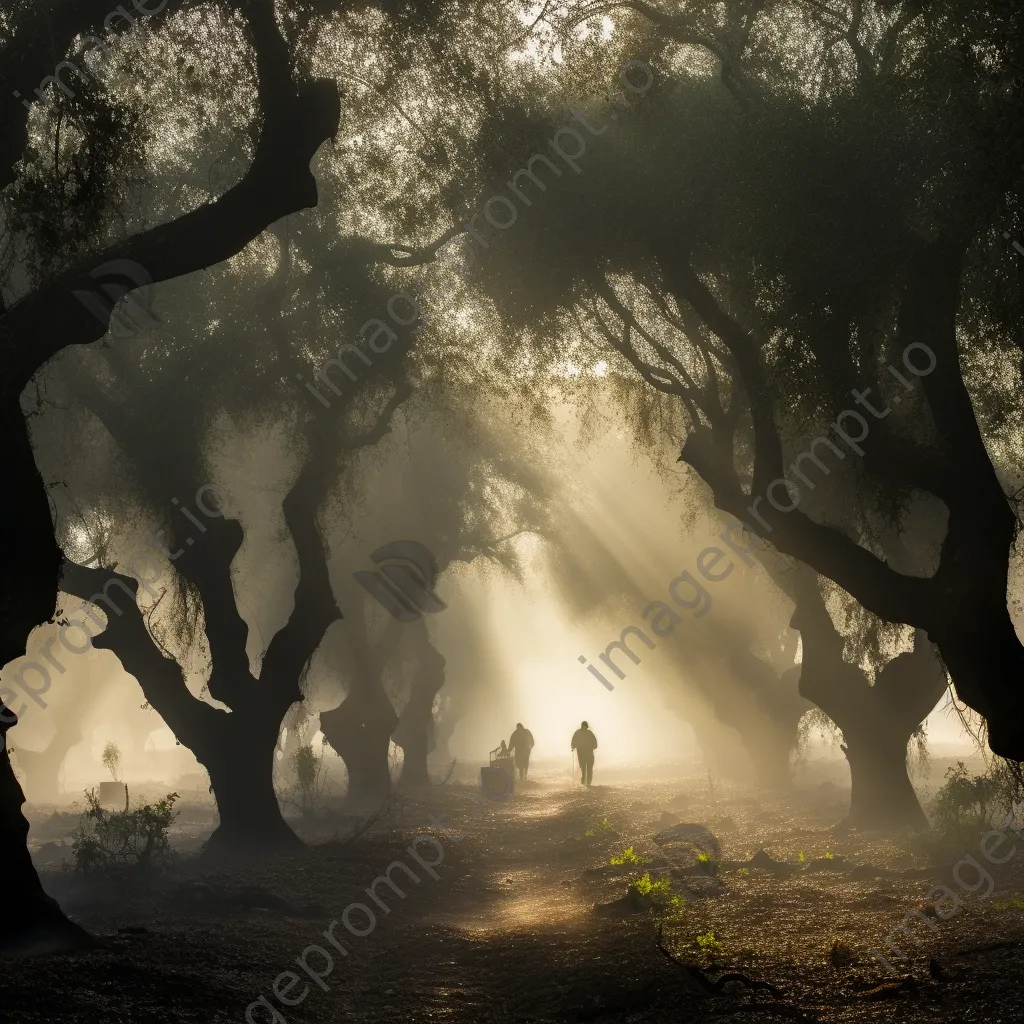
(3, 2, 1024, 1020)
(11, 400, 987, 801)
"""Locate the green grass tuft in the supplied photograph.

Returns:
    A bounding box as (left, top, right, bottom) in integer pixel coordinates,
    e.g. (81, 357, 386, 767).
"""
(609, 845, 651, 866)
(696, 930, 724, 959)
(629, 872, 683, 909)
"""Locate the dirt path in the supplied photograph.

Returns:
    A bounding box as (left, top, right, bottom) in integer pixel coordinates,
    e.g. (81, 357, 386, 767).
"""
(6, 769, 1024, 1022)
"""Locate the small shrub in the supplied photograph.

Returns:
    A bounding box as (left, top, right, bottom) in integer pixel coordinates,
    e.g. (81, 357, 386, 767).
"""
(696, 930, 724, 959)
(101, 742, 122, 782)
(932, 759, 1023, 837)
(288, 742, 330, 818)
(736, 867, 750, 878)
(918, 759, 1024, 859)
(629, 872, 683, 910)
(609, 845, 650, 866)
(695, 850, 718, 875)
(823, 851, 834, 860)
(585, 816, 612, 838)
(70, 789, 178, 875)
(798, 849, 806, 864)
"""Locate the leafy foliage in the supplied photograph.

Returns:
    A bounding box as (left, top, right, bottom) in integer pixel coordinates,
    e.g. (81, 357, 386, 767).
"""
(101, 741, 121, 782)
(70, 789, 178, 875)
(695, 850, 718, 875)
(629, 872, 683, 910)
(609, 845, 650, 866)
(695, 930, 724, 960)
(931, 759, 1024, 837)
(288, 742, 330, 818)
(5, 76, 149, 283)
(795, 708, 842, 759)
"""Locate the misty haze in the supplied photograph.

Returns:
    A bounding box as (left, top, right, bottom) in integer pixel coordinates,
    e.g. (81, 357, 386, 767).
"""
(2, 2, 1024, 1022)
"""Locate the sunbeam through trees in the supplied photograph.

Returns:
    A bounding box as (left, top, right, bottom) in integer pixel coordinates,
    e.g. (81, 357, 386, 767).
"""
(2, 1, 1024, 1020)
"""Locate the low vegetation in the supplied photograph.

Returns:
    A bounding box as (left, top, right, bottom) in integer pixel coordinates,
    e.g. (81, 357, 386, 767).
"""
(609, 845, 650, 866)
(287, 743, 330, 819)
(695, 850, 719, 876)
(70, 789, 179, 875)
(695, 930, 724, 961)
(101, 742, 122, 783)
(929, 757, 1024, 851)
(629, 872, 683, 911)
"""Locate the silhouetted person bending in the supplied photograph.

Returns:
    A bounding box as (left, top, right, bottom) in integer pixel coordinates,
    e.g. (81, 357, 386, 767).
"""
(571, 721, 598, 787)
(508, 723, 535, 780)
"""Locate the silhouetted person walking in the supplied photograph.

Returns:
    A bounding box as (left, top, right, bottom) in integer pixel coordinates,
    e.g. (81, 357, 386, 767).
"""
(508, 723, 534, 780)
(571, 721, 597, 787)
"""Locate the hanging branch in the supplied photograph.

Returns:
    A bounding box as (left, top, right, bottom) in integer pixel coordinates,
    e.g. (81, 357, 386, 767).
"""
(2, 0, 341, 390)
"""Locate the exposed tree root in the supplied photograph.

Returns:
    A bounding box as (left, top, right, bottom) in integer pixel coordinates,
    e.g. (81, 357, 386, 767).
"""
(656, 923, 784, 998)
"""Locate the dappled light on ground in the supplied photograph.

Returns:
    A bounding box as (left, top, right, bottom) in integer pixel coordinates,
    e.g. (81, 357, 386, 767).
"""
(10, 761, 1024, 1021)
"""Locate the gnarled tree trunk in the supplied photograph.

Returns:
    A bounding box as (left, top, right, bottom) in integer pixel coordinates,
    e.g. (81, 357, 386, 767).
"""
(665, 620, 808, 788)
(203, 708, 300, 849)
(662, 238, 1024, 759)
(395, 699, 434, 787)
(0, 410, 87, 953)
(395, 623, 446, 787)
(791, 569, 944, 829)
(932, 607, 1024, 757)
(0, 709, 91, 954)
(724, 654, 808, 790)
(11, 720, 83, 806)
(746, 718, 802, 789)
(841, 721, 927, 829)
(321, 683, 398, 806)
(0, 0, 340, 949)
(60, 544, 319, 852)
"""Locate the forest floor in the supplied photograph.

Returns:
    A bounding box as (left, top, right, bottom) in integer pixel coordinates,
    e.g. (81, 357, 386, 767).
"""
(6, 759, 1024, 1023)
